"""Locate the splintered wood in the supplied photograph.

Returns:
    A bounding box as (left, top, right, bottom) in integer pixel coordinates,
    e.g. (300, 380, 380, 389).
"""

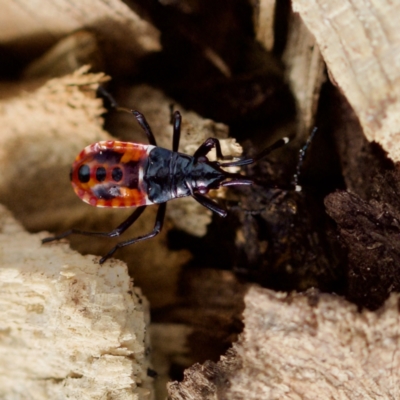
(168, 286, 400, 400)
(0, 205, 153, 399)
(0, 66, 111, 231)
(292, 0, 400, 162)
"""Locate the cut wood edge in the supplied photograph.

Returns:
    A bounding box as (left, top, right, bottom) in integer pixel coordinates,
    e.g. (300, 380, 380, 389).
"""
(0, 204, 154, 399)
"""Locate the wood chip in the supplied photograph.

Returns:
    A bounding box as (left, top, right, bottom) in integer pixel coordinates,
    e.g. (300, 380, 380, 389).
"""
(292, 0, 400, 161)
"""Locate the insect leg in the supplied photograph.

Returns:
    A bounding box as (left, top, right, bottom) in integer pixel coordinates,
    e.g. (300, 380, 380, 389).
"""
(42, 206, 147, 242)
(97, 86, 157, 146)
(192, 193, 227, 217)
(99, 202, 167, 264)
(172, 111, 181, 152)
(193, 138, 227, 160)
(131, 111, 157, 146)
(221, 178, 253, 187)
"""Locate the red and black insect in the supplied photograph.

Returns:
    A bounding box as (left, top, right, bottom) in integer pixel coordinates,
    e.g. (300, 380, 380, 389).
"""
(43, 104, 289, 264)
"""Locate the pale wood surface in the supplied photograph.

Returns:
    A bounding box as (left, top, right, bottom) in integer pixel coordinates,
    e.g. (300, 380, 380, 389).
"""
(293, 0, 400, 161)
(0, 204, 153, 399)
(0, 0, 160, 55)
(283, 13, 325, 139)
(253, 0, 276, 51)
(169, 286, 400, 399)
(1, 1, 400, 398)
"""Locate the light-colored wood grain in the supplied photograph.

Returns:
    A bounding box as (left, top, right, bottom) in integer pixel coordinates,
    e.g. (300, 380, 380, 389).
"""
(0, 0, 160, 56)
(292, 0, 400, 161)
(253, 0, 276, 51)
(0, 66, 110, 231)
(0, 204, 153, 399)
(0, 68, 238, 313)
(23, 31, 103, 78)
(283, 13, 325, 138)
(168, 286, 400, 399)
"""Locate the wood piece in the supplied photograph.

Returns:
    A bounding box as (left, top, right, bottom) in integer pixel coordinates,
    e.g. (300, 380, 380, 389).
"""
(0, 66, 110, 232)
(156, 268, 246, 361)
(253, 0, 276, 51)
(318, 76, 399, 310)
(0, 204, 153, 399)
(150, 324, 194, 400)
(292, 0, 400, 162)
(0, 70, 238, 312)
(0, 70, 192, 313)
(282, 12, 325, 139)
(325, 186, 400, 310)
(0, 0, 160, 59)
(168, 286, 400, 399)
(23, 31, 103, 79)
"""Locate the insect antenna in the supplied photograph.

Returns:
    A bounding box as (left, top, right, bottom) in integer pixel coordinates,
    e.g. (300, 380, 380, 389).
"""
(291, 127, 317, 191)
(219, 137, 290, 168)
(221, 128, 317, 193)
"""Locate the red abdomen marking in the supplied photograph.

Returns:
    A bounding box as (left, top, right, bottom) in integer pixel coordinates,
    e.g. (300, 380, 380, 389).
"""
(70, 141, 155, 208)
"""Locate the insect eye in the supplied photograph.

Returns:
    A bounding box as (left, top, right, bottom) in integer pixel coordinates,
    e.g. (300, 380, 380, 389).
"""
(77, 164, 90, 183)
(96, 166, 107, 182)
(112, 167, 123, 182)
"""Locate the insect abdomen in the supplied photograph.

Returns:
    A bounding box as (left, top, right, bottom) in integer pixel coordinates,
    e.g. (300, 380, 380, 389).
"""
(70, 141, 155, 208)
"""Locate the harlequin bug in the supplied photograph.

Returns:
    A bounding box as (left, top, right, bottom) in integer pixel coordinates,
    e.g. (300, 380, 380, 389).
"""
(43, 96, 289, 264)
